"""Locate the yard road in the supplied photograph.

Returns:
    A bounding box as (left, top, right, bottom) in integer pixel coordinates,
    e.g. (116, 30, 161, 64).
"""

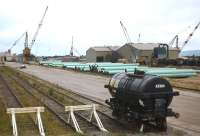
(6, 62, 200, 135)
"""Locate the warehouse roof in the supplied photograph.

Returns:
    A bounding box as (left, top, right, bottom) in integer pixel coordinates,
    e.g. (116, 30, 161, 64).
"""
(127, 43, 179, 51)
(0, 52, 9, 57)
(90, 46, 120, 52)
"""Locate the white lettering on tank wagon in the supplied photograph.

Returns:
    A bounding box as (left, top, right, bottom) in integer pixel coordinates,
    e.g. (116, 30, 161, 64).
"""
(155, 84, 166, 89)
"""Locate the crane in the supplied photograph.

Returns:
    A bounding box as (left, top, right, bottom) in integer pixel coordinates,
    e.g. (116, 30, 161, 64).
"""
(168, 35, 179, 49)
(30, 6, 48, 49)
(23, 6, 48, 63)
(168, 25, 191, 49)
(181, 21, 200, 50)
(69, 36, 81, 56)
(120, 21, 131, 43)
(8, 32, 26, 54)
(24, 32, 28, 48)
(70, 36, 73, 56)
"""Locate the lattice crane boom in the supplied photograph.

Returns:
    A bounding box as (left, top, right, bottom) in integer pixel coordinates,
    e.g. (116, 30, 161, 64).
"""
(168, 25, 191, 49)
(30, 6, 48, 49)
(9, 32, 26, 52)
(169, 35, 179, 48)
(120, 21, 131, 43)
(24, 32, 28, 48)
(181, 21, 200, 50)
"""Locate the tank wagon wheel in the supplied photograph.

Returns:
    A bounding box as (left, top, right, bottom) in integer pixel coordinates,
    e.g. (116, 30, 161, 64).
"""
(135, 121, 150, 132)
(156, 118, 167, 131)
(135, 121, 143, 132)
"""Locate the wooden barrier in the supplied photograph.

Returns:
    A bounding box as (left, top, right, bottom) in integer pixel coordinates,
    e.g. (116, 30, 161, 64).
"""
(65, 104, 108, 134)
(7, 107, 45, 136)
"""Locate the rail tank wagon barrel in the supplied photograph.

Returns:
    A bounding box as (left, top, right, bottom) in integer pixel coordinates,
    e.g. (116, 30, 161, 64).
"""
(105, 71, 179, 131)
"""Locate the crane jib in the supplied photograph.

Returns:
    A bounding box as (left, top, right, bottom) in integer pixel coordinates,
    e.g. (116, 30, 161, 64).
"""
(30, 6, 48, 49)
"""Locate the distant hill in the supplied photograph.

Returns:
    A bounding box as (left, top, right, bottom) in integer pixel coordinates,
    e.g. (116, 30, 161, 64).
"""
(180, 50, 200, 57)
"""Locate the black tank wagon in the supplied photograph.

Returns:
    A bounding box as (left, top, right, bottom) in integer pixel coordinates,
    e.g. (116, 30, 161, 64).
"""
(105, 71, 179, 131)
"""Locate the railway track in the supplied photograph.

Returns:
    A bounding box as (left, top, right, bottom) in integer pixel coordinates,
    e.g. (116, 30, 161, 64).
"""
(12, 69, 137, 131)
(7, 72, 127, 134)
(0, 74, 22, 108)
(0, 74, 38, 135)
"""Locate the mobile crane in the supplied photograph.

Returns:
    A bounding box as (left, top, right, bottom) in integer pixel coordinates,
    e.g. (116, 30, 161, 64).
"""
(152, 21, 200, 66)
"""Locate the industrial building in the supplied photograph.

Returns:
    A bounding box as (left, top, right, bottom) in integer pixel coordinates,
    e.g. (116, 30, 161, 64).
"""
(86, 46, 120, 62)
(117, 43, 180, 64)
(0, 51, 16, 63)
(16, 53, 37, 63)
(86, 43, 180, 64)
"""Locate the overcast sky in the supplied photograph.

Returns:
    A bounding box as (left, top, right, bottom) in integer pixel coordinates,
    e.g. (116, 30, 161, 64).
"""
(0, 0, 199, 56)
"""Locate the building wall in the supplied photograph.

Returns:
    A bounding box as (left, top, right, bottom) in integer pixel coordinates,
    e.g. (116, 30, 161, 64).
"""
(86, 48, 96, 62)
(6, 56, 14, 61)
(117, 44, 180, 64)
(168, 50, 180, 59)
(96, 51, 112, 62)
(86, 48, 112, 62)
(0, 56, 5, 64)
(139, 50, 153, 65)
(0, 52, 15, 62)
(117, 44, 139, 63)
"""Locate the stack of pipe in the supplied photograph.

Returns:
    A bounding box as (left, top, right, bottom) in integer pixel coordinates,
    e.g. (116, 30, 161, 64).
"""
(39, 61, 199, 78)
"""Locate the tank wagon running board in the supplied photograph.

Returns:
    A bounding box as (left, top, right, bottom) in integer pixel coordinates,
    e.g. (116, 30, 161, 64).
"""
(130, 91, 180, 98)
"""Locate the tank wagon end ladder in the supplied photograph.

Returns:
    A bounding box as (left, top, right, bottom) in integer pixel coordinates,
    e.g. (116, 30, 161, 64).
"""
(65, 104, 108, 134)
(7, 107, 45, 136)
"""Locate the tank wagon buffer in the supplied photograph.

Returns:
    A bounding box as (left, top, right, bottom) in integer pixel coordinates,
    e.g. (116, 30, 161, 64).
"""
(105, 72, 180, 131)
